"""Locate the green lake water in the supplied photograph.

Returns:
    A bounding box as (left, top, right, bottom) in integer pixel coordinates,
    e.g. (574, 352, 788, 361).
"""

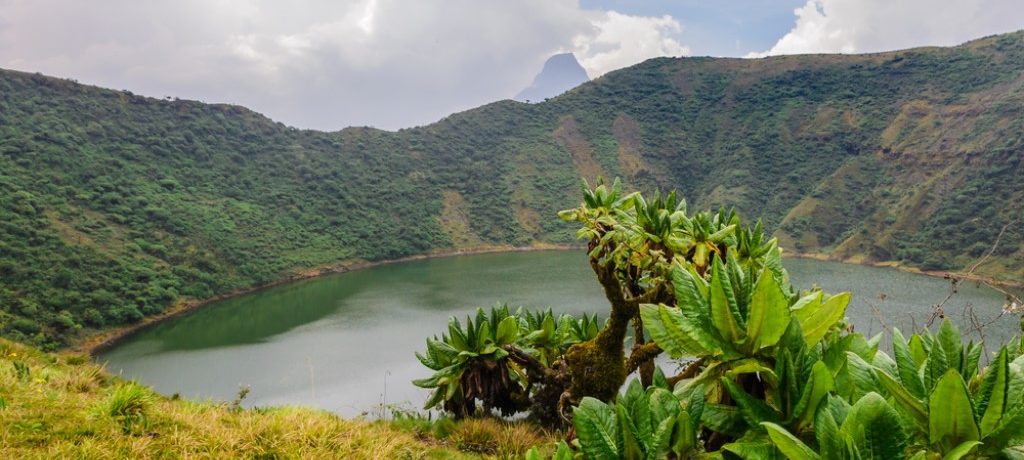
(98, 250, 1014, 416)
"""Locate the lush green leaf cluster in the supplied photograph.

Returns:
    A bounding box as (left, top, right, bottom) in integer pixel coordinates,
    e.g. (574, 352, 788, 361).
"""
(560, 195, 1024, 459)
(759, 321, 1024, 459)
(563, 246, 1024, 458)
(413, 305, 599, 419)
(573, 376, 705, 459)
(420, 184, 1024, 459)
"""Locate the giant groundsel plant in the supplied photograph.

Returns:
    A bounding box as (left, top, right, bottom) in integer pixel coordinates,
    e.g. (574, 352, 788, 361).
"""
(415, 180, 1024, 458)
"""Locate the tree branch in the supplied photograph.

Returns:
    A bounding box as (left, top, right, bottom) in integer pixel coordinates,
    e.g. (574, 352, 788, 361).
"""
(503, 345, 558, 382)
(666, 357, 707, 388)
(625, 342, 663, 374)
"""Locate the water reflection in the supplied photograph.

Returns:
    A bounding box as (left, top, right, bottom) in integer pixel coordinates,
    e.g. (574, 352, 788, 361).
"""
(99, 251, 1012, 416)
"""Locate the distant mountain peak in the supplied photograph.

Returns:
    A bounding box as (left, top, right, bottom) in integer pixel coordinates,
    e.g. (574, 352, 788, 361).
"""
(514, 53, 589, 103)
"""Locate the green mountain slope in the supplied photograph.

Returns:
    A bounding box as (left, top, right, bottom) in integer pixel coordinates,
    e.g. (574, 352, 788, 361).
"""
(1, 31, 1022, 348)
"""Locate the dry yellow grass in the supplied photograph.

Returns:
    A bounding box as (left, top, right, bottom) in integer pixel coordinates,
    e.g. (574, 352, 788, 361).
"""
(0, 338, 550, 459)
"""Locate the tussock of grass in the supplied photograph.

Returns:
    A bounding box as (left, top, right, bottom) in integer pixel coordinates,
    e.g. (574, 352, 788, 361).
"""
(0, 338, 550, 458)
(449, 418, 554, 458)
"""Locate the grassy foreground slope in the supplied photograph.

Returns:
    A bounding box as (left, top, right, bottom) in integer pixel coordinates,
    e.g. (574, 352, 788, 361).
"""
(1, 31, 1023, 348)
(0, 338, 553, 458)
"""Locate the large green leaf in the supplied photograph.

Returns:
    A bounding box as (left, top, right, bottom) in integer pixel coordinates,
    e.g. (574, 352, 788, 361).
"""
(494, 315, 518, 345)
(892, 328, 926, 399)
(702, 403, 747, 438)
(872, 350, 899, 381)
(722, 377, 783, 426)
(649, 412, 677, 460)
(710, 256, 745, 344)
(924, 343, 950, 392)
(942, 440, 982, 460)
(841, 392, 907, 460)
(841, 352, 878, 400)
(617, 401, 644, 460)
(814, 402, 846, 460)
(976, 347, 1010, 437)
(984, 390, 1024, 452)
(762, 422, 821, 460)
(794, 291, 850, 346)
(964, 342, 983, 382)
(929, 370, 980, 451)
(640, 303, 708, 358)
(936, 320, 963, 373)
(794, 361, 835, 428)
(774, 345, 801, 423)
(623, 380, 653, 457)
(821, 395, 851, 428)
(875, 369, 928, 431)
(909, 334, 929, 367)
(447, 317, 468, 351)
(789, 291, 822, 315)
(574, 397, 621, 460)
(685, 383, 705, 434)
(672, 264, 709, 302)
(723, 436, 788, 459)
(822, 334, 864, 372)
(671, 411, 695, 457)
(744, 267, 791, 352)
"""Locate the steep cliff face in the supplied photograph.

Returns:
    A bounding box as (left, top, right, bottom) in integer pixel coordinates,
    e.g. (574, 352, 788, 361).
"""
(515, 53, 590, 102)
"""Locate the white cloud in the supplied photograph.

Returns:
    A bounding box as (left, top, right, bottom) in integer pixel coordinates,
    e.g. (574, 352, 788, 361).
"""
(573, 11, 689, 78)
(0, 0, 689, 130)
(750, 0, 1024, 58)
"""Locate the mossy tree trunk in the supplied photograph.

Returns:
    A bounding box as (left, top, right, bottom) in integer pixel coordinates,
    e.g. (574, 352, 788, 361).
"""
(562, 250, 669, 404)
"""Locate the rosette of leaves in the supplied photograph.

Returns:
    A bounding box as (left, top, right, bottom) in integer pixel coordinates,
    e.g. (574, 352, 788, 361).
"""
(668, 208, 737, 275)
(518, 309, 601, 367)
(414, 305, 526, 417)
(640, 255, 850, 381)
(572, 376, 705, 460)
(639, 255, 851, 448)
(712, 321, 889, 455)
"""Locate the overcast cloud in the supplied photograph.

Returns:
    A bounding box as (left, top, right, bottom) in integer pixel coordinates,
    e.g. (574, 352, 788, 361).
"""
(0, 0, 689, 130)
(0, 1, 1021, 130)
(751, 0, 1024, 57)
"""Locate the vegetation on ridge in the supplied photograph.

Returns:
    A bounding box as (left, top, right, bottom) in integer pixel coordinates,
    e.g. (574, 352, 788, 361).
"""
(2, 31, 1024, 348)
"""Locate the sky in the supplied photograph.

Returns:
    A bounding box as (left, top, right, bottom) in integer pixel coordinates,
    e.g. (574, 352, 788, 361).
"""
(0, 1, 1022, 131)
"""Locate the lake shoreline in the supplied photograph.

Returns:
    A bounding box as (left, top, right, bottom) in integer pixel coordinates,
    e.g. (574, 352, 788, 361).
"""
(79, 244, 1020, 356)
(78, 242, 582, 356)
(787, 251, 1024, 291)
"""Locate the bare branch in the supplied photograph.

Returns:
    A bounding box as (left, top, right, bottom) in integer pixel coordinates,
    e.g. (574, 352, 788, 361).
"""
(666, 357, 707, 388)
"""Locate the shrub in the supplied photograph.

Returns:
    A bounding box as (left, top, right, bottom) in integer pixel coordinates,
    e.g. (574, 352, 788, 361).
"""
(10, 318, 41, 335)
(101, 382, 153, 433)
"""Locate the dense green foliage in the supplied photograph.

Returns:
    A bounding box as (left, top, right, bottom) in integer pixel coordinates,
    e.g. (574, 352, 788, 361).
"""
(414, 305, 598, 423)
(756, 324, 1024, 459)
(418, 185, 1024, 458)
(572, 376, 704, 459)
(3, 31, 1024, 348)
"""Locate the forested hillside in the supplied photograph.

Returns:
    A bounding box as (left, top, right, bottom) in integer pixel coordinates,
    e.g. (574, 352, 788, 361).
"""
(1, 31, 1022, 348)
